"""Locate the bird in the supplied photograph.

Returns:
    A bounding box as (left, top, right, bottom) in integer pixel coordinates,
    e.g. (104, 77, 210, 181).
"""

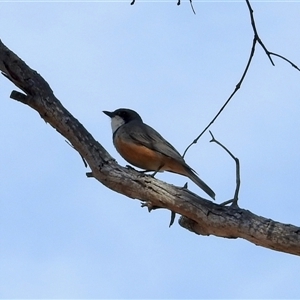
(103, 108, 215, 200)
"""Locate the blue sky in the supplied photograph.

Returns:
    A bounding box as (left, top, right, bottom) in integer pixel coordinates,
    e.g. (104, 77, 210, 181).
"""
(1, 1, 300, 298)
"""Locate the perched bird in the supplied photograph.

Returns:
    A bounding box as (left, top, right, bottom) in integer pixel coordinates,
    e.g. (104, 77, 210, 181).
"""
(103, 108, 215, 199)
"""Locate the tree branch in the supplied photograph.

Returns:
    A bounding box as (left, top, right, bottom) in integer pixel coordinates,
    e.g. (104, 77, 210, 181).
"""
(1, 39, 300, 256)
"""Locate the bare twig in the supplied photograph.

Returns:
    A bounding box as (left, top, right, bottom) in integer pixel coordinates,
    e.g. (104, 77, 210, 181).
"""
(183, 37, 257, 158)
(183, 0, 300, 158)
(268, 52, 300, 72)
(245, 0, 274, 65)
(209, 131, 240, 207)
(131, 0, 196, 14)
(177, 0, 196, 15)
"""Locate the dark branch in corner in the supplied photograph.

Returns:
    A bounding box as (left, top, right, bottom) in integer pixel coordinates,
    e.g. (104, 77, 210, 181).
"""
(177, 0, 196, 15)
(183, 0, 300, 158)
(131, 0, 196, 14)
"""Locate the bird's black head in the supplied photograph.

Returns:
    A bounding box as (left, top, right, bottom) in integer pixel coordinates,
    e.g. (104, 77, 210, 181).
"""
(103, 108, 143, 134)
(103, 108, 143, 123)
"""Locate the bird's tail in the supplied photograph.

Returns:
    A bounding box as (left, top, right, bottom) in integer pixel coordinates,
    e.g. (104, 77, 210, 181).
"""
(185, 167, 215, 200)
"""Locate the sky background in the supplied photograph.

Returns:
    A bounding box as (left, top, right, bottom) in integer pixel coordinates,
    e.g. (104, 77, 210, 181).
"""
(1, 1, 300, 298)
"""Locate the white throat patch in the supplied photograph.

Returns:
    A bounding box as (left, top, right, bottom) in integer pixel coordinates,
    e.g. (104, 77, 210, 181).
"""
(111, 115, 125, 133)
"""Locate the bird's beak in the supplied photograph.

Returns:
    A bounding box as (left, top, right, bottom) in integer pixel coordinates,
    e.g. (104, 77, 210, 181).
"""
(103, 110, 114, 118)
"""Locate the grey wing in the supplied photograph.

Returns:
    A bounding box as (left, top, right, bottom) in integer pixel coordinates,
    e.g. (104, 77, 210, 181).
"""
(127, 122, 184, 161)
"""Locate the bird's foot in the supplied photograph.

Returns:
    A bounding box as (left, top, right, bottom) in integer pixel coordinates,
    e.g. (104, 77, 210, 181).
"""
(220, 198, 239, 208)
(126, 165, 153, 174)
(126, 165, 136, 171)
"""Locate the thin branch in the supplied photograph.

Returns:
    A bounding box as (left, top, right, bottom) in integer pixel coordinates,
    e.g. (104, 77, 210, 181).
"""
(245, 0, 274, 66)
(209, 131, 240, 207)
(269, 52, 300, 72)
(177, 0, 196, 15)
(131, 0, 196, 14)
(183, 37, 257, 157)
(189, 0, 196, 15)
(183, 0, 300, 158)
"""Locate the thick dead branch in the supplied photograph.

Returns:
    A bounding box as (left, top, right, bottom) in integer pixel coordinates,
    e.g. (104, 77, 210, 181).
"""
(1, 39, 300, 256)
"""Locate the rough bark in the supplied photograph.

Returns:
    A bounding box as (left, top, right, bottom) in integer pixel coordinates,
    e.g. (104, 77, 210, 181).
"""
(1, 39, 300, 256)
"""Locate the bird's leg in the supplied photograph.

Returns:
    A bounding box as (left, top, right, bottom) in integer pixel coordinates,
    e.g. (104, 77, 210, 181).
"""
(138, 169, 153, 174)
(126, 165, 164, 177)
(220, 198, 239, 208)
(126, 164, 137, 171)
(126, 165, 150, 174)
(150, 165, 163, 177)
(126, 165, 156, 174)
